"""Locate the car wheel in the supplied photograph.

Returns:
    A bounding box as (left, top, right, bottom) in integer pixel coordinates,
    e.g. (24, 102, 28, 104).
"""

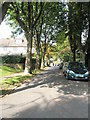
(66, 74, 69, 80)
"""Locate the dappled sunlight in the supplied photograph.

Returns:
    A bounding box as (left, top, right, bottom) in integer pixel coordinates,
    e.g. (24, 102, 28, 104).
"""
(56, 80, 88, 96)
(2, 66, 88, 97)
(2, 66, 88, 118)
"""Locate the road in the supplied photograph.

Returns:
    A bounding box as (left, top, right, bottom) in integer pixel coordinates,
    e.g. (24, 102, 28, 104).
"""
(1, 66, 88, 118)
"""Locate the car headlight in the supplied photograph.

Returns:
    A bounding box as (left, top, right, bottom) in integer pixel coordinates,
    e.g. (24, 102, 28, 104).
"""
(67, 69, 69, 73)
(69, 70, 75, 74)
(85, 71, 89, 75)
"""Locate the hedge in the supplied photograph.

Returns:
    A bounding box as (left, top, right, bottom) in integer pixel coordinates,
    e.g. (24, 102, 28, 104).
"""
(1, 55, 25, 64)
(1, 55, 37, 70)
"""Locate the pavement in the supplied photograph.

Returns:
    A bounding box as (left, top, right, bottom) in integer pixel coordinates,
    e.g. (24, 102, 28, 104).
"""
(0, 66, 88, 118)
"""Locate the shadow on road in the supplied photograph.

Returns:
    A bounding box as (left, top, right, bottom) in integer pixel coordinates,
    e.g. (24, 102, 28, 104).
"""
(2, 67, 88, 118)
(1, 67, 88, 97)
(12, 96, 88, 118)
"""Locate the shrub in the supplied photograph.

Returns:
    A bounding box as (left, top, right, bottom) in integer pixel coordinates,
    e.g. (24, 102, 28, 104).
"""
(1, 55, 25, 64)
(1, 55, 37, 70)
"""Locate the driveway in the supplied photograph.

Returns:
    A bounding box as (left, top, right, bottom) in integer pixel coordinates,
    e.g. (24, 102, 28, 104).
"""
(1, 66, 88, 118)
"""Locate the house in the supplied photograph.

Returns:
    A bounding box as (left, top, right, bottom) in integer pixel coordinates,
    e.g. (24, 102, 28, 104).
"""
(0, 38, 35, 56)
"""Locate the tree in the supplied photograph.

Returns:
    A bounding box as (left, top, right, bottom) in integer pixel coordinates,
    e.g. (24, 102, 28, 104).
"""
(66, 2, 90, 63)
(35, 16, 43, 69)
(85, 2, 90, 80)
(40, 2, 67, 67)
(41, 29, 47, 68)
(6, 1, 44, 74)
(0, 2, 11, 24)
(67, 3, 78, 61)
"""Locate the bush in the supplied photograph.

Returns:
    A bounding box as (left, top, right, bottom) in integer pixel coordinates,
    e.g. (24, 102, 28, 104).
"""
(1, 55, 26, 64)
(1, 55, 37, 70)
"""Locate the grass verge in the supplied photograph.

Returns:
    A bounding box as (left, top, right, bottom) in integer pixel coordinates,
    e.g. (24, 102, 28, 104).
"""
(0, 65, 23, 77)
(0, 69, 44, 96)
(0, 75, 32, 95)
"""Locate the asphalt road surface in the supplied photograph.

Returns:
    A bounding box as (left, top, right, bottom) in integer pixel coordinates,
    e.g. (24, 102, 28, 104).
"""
(1, 66, 88, 118)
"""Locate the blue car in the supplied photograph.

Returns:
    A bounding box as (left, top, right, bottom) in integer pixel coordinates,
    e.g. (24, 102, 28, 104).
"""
(66, 62, 88, 80)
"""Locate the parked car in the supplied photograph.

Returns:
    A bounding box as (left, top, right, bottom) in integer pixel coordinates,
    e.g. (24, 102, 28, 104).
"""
(65, 62, 88, 80)
(62, 62, 68, 76)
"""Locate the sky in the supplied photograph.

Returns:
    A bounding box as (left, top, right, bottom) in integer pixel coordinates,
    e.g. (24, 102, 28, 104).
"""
(0, 21, 24, 39)
(0, 21, 12, 38)
(0, 21, 86, 44)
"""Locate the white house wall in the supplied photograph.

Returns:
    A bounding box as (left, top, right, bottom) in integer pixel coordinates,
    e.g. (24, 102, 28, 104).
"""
(0, 46, 27, 56)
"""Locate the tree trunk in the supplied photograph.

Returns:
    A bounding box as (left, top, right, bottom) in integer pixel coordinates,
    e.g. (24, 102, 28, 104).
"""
(41, 43, 45, 69)
(47, 53, 50, 66)
(24, 33, 32, 74)
(69, 35, 76, 62)
(87, 20, 90, 81)
(0, 2, 10, 24)
(35, 17, 43, 69)
(41, 45, 46, 69)
(41, 34, 47, 68)
(41, 50, 46, 69)
(35, 46, 40, 69)
(41, 55, 43, 69)
(72, 48, 76, 62)
(35, 32, 40, 69)
(73, 35, 76, 62)
(43, 53, 45, 67)
(43, 34, 46, 67)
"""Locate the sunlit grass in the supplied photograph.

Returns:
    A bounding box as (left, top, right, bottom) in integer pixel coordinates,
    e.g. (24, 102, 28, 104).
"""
(32, 69, 41, 75)
(0, 75, 32, 95)
(0, 66, 23, 77)
(0, 69, 43, 95)
(1, 75, 31, 87)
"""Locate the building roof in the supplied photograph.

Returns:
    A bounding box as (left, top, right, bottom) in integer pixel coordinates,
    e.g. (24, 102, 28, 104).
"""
(0, 38, 27, 47)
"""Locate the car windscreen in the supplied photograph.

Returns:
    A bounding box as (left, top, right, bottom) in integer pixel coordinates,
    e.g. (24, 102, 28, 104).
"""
(68, 63, 86, 69)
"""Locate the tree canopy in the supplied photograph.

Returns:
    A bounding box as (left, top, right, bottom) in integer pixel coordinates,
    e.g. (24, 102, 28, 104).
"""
(2, 1, 90, 75)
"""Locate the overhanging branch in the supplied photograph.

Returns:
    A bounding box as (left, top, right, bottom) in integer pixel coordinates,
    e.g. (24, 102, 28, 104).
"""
(32, 2, 44, 28)
(11, 2, 28, 33)
(2, 2, 11, 21)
